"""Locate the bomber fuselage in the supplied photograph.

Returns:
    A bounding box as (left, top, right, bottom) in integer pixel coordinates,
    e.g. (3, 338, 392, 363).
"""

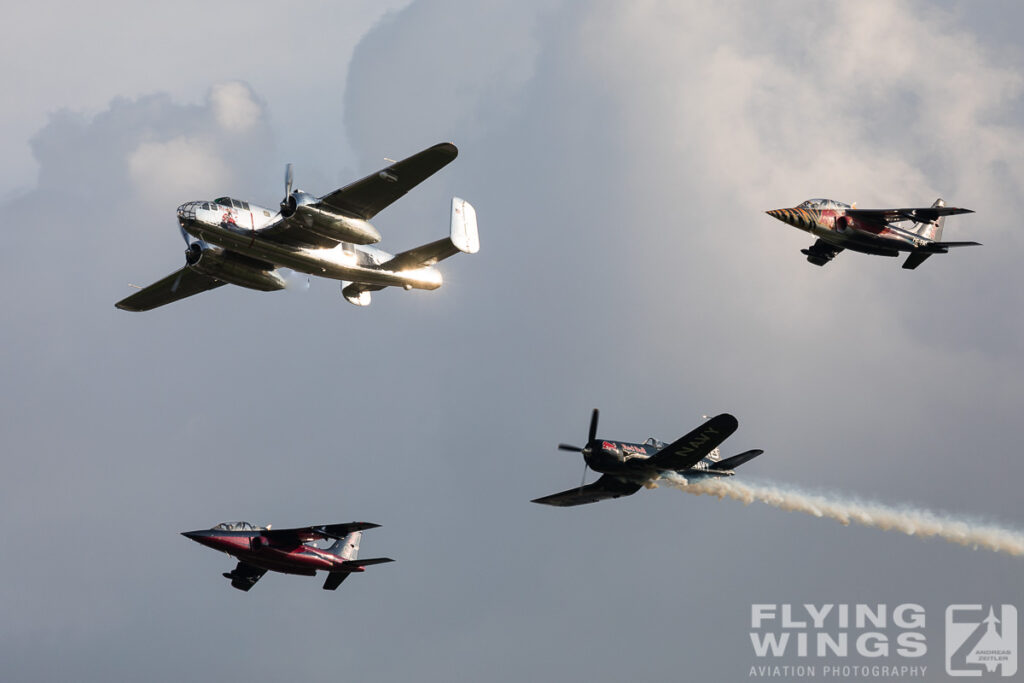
(178, 200, 443, 290)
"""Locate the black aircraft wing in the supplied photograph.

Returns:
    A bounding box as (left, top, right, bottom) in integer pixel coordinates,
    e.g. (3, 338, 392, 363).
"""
(223, 561, 268, 592)
(115, 266, 225, 311)
(648, 413, 739, 472)
(531, 475, 643, 507)
(263, 522, 381, 545)
(319, 142, 458, 220)
(845, 206, 974, 224)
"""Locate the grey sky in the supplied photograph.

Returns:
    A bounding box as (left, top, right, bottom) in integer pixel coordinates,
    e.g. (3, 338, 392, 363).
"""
(2, 1, 1022, 681)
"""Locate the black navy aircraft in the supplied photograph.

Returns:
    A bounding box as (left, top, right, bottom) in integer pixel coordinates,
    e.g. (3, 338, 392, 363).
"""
(116, 142, 478, 311)
(532, 410, 763, 507)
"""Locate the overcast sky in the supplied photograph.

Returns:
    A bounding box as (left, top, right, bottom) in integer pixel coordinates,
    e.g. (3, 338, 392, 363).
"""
(2, 1, 1023, 681)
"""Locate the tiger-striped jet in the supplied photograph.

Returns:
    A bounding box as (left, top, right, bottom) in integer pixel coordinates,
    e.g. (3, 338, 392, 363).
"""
(532, 410, 763, 507)
(766, 198, 977, 269)
(116, 142, 478, 311)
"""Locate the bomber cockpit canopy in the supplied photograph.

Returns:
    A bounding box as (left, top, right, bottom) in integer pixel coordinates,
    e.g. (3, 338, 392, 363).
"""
(797, 198, 851, 210)
(213, 197, 251, 211)
(212, 521, 265, 531)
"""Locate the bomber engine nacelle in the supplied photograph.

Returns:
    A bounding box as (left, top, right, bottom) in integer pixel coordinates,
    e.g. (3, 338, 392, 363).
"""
(281, 191, 381, 245)
(186, 243, 288, 292)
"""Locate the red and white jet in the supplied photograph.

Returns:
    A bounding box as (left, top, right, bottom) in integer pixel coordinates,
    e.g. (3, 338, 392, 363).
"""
(182, 521, 393, 592)
(767, 198, 977, 269)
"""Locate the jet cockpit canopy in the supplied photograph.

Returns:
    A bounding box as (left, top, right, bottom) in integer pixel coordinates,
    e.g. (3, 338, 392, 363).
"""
(213, 521, 265, 531)
(797, 198, 851, 210)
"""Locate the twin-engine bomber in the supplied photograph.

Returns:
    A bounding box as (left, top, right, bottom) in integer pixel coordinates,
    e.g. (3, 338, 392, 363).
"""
(116, 142, 478, 311)
(182, 521, 393, 592)
(766, 198, 977, 269)
(532, 410, 763, 506)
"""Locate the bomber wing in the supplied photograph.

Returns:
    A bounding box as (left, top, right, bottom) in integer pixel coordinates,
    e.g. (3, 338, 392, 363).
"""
(648, 413, 739, 472)
(258, 142, 459, 249)
(115, 266, 225, 311)
(263, 522, 381, 545)
(531, 475, 643, 507)
(223, 561, 268, 592)
(845, 206, 974, 224)
(320, 142, 458, 220)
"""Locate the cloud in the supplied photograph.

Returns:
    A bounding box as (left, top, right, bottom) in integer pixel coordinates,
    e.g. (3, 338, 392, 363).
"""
(210, 82, 264, 133)
(128, 136, 232, 206)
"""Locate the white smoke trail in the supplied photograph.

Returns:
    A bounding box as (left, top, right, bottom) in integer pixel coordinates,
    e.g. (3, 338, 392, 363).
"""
(660, 474, 1024, 556)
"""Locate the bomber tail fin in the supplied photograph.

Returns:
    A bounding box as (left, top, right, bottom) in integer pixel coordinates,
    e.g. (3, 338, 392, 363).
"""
(449, 197, 479, 255)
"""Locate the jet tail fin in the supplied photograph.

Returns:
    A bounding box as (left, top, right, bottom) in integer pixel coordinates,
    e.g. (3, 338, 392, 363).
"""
(328, 531, 362, 560)
(909, 198, 946, 241)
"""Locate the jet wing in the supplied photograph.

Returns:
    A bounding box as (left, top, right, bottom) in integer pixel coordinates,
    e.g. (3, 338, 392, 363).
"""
(223, 562, 267, 592)
(648, 413, 739, 472)
(531, 475, 643, 507)
(115, 266, 225, 311)
(845, 206, 973, 224)
(319, 142, 458, 220)
(263, 522, 381, 545)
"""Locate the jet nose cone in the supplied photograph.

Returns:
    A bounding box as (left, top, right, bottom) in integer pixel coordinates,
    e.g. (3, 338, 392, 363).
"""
(766, 209, 797, 227)
(181, 530, 204, 541)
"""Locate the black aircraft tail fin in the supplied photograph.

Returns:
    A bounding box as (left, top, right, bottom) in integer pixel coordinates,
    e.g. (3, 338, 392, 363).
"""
(714, 449, 763, 471)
